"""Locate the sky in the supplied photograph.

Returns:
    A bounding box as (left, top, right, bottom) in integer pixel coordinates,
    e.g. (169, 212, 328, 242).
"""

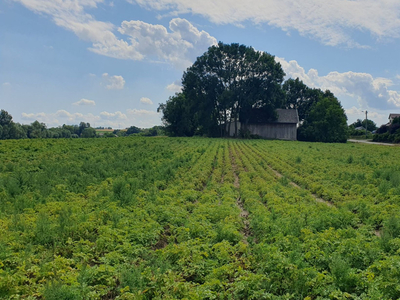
(1, 0, 400, 129)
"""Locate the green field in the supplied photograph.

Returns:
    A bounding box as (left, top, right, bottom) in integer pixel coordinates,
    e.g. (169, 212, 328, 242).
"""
(1, 137, 400, 299)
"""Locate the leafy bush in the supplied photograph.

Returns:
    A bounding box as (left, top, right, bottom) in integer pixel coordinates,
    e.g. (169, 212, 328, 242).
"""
(43, 282, 79, 300)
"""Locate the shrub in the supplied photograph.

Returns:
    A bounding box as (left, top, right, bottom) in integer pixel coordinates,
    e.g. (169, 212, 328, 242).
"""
(35, 211, 55, 246)
(42, 281, 79, 300)
(347, 155, 353, 164)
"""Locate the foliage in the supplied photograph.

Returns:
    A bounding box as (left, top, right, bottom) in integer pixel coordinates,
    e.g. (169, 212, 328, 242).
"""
(158, 93, 196, 137)
(298, 95, 348, 142)
(80, 127, 97, 138)
(0, 109, 163, 140)
(350, 118, 377, 132)
(282, 78, 323, 122)
(125, 125, 141, 135)
(373, 117, 400, 143)
(159, 42, 285, 137)
(0, 109, 23, 140)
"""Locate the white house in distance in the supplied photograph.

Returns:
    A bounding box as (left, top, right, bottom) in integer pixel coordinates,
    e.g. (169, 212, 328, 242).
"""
(389, 113, 400, 124)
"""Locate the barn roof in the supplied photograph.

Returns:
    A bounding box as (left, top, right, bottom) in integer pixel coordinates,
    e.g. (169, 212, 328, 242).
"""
(275, 109, 299, 124)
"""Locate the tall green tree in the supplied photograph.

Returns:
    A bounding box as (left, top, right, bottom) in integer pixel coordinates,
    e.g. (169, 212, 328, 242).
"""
(78, 122, 91, 136)
(12, 123, 27, 139)
(158, 93, 196, 136)
(298, 95, 348, 143)
(159, 42, 286, 137)
(126, 126, 142, 135)
(0, 109, 15, 139)
(28, 120, 47, 138)
(282, 78, 325, 122)
(81, 127, 97, 138)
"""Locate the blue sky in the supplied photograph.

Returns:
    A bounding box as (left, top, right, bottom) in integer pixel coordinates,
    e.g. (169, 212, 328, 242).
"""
(1, 0, 400, 128)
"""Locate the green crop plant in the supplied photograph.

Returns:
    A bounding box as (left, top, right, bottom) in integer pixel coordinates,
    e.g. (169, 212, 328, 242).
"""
(1, 137, 400, 298)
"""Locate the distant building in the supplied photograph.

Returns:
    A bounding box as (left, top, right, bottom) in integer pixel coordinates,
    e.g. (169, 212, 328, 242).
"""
(389, 113, 400, 124)
(228, 109, 299, 140)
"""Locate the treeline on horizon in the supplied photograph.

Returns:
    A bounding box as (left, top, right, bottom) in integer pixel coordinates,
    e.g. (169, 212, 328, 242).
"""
(0, 110, 163, 140)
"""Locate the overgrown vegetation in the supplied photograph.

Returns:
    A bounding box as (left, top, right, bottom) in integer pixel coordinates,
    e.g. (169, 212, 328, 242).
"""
(373, 116, 400, 143)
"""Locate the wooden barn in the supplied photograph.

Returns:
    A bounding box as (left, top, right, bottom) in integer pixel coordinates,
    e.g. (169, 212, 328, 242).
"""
(228, 109, 299, 140)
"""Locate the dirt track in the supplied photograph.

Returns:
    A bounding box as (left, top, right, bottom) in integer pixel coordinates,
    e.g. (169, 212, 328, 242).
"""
(348, 139, 397, 146)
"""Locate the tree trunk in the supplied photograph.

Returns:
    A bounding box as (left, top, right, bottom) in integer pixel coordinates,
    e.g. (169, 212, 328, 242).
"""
(223, 110, 227, 137)
(227, 111, 232, 137)
(234, 107, 238, 138)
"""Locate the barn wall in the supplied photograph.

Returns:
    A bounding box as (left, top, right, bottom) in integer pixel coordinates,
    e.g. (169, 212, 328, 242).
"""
(247, 123, 297, 140)
(228, 122, 297, 140)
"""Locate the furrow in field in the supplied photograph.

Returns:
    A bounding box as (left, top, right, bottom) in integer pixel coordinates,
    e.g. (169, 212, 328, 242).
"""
(241, 141, 381, 237)
(229, 141, 251, 243)
(242, 142, 336, 208)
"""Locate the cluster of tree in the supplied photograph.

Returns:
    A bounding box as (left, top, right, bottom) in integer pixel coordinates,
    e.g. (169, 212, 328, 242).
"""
(373, 117, 400, 143)
(0, 110, 166, 140)
(0, 111, 99, 139)
(0, 110, 99, 140)
(348, 119, 377, 137)
(283, 79, 348, 143)
(112, 125, 164, 137)
(158, 42, 348, 143)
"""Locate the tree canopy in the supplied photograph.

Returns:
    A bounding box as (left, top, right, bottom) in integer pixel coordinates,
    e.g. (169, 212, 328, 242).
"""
(159, 42, 286, 137)
(281, 78, 348, 143)
(373, 117, 400, 143)
(282, 78, 323, 122)
(350, 119, 377, 132)
(298, 95, 348, 143)
(0, 109, 96, 140)
(0, 109, 16, 140)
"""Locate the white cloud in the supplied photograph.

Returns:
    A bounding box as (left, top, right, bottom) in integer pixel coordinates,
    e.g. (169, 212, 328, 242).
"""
(13, 0, 142, 60)
(166, 80, 182, 93)
(129, 0, 400, 47)
(140, 97, 153, 105)
(118, 18, 217, 69)
(21, 110, 99, 125)
(276, 57, 400, 109)
(346, 106, 385, 120)
(55, 110, 84, 119)
(126, 109, 161, 127)
(2, 82, 11, 87)
(345, 106, 388, 126)
(21, 113, 36, 120)
(14, 1, 216, 69)
(102, 73, 125, 89)
(127, 109, 159, 116)
(73, 98, 96, 106)
(100, 111, 127, 120)
(345, 106, 363, 117)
